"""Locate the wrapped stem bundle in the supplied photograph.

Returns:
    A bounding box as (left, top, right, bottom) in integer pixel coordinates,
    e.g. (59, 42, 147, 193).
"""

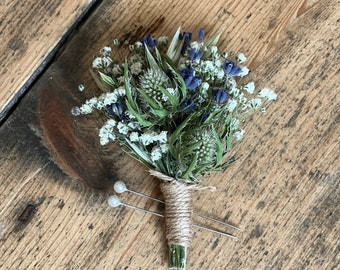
(72, 27, 276, 269)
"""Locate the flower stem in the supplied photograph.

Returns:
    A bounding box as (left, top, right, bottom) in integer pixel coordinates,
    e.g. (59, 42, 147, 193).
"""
(168, 244, 187, 270)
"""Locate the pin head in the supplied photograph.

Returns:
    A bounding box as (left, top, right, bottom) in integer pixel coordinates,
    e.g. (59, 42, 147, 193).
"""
(114, 181, 128, 194)
(108, 195, 121, 208)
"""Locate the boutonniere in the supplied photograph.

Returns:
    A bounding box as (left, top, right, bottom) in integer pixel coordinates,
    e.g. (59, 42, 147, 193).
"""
(72, 27, 276, 270)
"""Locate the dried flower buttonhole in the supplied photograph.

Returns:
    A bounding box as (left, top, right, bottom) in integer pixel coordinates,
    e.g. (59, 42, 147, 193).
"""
(72, 27, 276, 270)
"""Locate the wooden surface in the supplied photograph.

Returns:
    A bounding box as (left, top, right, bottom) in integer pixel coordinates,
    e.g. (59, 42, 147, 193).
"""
(0, 0, 97, 123)
(0, 0, 339, 269)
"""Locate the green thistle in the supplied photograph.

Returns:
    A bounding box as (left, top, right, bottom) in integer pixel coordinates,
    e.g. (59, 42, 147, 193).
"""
(140, 69, 169, 102)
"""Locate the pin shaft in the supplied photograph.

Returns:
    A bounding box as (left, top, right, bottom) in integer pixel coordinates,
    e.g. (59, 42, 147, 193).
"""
(117, 200, 237, 239)
(125, 189, 241, 231)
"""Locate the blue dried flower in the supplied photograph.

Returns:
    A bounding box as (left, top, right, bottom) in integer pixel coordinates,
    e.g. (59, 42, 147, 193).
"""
(141, 34, 157, 48)
(181, 68, 201, 90)
(214, 89, 229, 104)
(189, 48, 204, 61)
(108, 102, 124, 117)
(198, 28, 204, 41)
(180, 99, 197, 113)
(179, 32, 192, 55)
(223, 60, 242, 76)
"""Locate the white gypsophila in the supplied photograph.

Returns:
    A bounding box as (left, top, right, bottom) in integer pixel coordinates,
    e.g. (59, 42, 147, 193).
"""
(88, 97, 98, 106)
(201, 82, 209, 91)
(258, 88, 277, 101)
(128, 122, 139, 130)
(151, 146, 163, 162)
(190, 41, 200, 50)
(237, 53, 247, 63)
(106, 119, 117, 127)
(178, 60, 186, 70)
(139, 131, 158, 146)
(100, 57, 113, 68)
(226, 76, 237, 90)
(130, 61, 143, 75)
(157, 36, 168, 46)
(230, 118, 240, 130)
(112, 39, 120, 47)
(155, 131, 168, 143)
(244, 81, 255, 94)
(125, 110, 136, 119)
(92, 57, 103, 68)
(229, 87, 240, 97)
(71, 106, 81, 116)
(162, 94, 169, 102)
(103, 92, 118, 106)
(99, 126, 110, 138)
(249, 98, 262, 109)
(261, 107, 267, 114)
(238, 93, 247, 105)
(166, 88, 176, 95)
(96, 100, 105, 110)
(99, 120, 116, 145)
(80, 102, 94, 114)
(115, 86, 126, 96)
(239, 66, 250, 77)
(217, 69, 225, 79)
(117, 76, 124, 85)
(111, 65, 122, 76)
(130, 131, 139, 142)
(210, 46, 218, 55)
(100, 136, 110, 146)
(161, 88, 175, 102)
(214, 59, 222, 68)
(202, 60, 214, 72)
(78, 84, 85, 92)
(117, 122, 129, 135)
(134, 41, 143, 49)
(200, 82, 209, 98)
(234, 130, 245, 141)
(100, 46, 112, 57)
(128, 53, 142, 63)
(160, 143, 169, 153)
(227, 99, 238, 112)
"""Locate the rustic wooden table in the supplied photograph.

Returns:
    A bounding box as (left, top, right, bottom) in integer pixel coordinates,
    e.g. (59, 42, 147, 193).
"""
(0, 0, 339, 269)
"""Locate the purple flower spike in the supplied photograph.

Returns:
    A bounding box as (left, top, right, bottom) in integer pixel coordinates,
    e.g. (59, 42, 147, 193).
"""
(198, 28, 204, 41)
(189, 48, 204, 61)
(181, 68, 201, 90)
(214, 89, 229, 104)
(141, 34, 157, 48)
(179, 32, 192, 55)
(223, 60, 242, 76)
(180, 99, 197, 113)
(108, 102, 123, 116)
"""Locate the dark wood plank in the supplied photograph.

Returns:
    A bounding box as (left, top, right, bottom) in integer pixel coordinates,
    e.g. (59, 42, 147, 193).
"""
(0, 0, 98, 122)
(0, 0, 339, 269)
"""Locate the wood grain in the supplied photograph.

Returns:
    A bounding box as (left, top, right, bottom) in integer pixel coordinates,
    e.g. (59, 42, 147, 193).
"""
(0, 0, 97, 123)
(0, 0, 339, 269)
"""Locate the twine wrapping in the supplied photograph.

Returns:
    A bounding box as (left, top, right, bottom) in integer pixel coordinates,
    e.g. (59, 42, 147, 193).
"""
(160, 180, 193, 247)
(149, 170, 216, 247)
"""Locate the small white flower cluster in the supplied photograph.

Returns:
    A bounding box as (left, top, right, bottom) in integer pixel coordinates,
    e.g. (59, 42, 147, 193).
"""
(78, 87, 126, 114)
(99, 119, 116, 145)
(129, 130, 168, 162)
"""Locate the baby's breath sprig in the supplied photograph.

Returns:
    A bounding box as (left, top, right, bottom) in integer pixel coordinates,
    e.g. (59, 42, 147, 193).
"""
(72, 27, 276, 270)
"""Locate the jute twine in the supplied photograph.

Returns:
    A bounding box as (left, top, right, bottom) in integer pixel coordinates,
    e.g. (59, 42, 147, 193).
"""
(149, 170, 216, 247)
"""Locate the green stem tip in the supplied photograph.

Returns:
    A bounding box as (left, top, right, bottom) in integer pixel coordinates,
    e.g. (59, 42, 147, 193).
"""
(168, 244, 187, 270)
